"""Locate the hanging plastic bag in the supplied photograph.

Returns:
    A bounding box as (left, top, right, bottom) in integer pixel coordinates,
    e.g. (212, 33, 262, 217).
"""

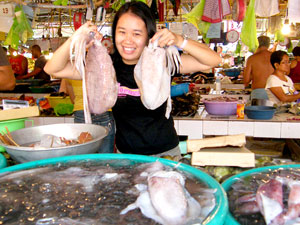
(240, 0, 258, 53)
(182, 0, 211, 43)
(4, 6, 33, 48)
(235, 41, 241, 54)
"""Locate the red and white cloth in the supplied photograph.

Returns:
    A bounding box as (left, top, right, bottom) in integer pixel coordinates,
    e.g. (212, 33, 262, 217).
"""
(202, 0, 231, 23)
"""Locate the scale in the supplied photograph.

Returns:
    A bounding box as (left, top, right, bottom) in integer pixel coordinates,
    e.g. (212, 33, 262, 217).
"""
(2, 99, 29, 110)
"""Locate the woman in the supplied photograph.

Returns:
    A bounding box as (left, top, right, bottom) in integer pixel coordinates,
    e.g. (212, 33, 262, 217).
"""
(45, 1, 221, 156)
(265, 50, 300, 105)
(289, 46, 300, 83)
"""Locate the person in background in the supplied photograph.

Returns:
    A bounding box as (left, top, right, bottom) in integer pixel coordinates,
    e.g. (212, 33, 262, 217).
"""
(17, 45, 51, 82)
(0, 45, 16, 91)
(2, 47, 8, 55)
(8, 45, 28, 77)
(243, 36, 275, 99)
(45, 1, 221, 157)
(289, 46, 300, 83)
(265, 50, 300, 105)
(59, 79, 115, 153)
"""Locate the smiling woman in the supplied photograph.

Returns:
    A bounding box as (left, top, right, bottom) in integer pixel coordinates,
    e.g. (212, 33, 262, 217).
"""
(44, 1, 221, 156)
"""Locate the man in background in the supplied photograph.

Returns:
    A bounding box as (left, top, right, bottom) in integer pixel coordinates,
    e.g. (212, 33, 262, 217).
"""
(8, 46, 28, 77)
(243, 36, 276, 99)
(0, 45, 15, 91)
(17, 45, 50, 82)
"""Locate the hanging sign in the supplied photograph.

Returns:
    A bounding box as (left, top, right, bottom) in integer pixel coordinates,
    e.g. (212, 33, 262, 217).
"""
(73, 12, 84, 30)
(0, 4, 14, 17)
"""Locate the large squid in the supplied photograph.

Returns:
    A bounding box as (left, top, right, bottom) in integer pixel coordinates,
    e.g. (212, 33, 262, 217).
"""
(134, 39, 181, 118)
(70, 23, 118, 123)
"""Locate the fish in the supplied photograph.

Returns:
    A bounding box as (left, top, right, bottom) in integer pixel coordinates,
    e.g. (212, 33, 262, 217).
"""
(134, 39, 181, 118)
(70, 23, 118, 123)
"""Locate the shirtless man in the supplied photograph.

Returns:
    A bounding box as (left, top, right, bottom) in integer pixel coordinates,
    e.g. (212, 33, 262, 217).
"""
(243, 36, 275, 99)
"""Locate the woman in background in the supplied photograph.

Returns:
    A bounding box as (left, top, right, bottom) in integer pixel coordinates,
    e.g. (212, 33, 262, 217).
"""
(265, 50, 300, 105)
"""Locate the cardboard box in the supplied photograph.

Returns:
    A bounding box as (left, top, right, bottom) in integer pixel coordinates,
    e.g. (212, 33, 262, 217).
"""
(0, 106, 40, 121)
(191, 146, 255, 168)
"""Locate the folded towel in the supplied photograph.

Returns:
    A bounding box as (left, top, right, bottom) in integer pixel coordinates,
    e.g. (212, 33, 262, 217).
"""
(288, 0, 300, 23)
(255, 0, 279, 17)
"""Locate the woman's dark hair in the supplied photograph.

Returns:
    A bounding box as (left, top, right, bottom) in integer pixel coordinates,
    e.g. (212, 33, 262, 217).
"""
(111, 1, 156, 58)
(292, 46, 300, 57)
(270, 50, 288, 69)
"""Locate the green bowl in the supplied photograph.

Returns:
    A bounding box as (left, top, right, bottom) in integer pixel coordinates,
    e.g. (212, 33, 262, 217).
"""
(0, 154, 228, 225)
(0, 118, 27, 153)
(222, 164, 300, 225)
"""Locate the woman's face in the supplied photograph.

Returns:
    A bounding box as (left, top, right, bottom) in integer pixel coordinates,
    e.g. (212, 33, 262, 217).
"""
(277, 55, 290, 74)
(115, 12, 148, 65)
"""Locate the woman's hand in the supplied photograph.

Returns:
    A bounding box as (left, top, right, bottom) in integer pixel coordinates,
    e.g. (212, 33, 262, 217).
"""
(72, 21, 103, 48)
(150, 28, 184, 48)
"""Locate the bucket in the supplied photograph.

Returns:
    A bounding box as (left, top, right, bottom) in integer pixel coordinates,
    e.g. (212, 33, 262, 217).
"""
(0, 154, 228, 225)
(0, 118, 33, 153)
(222, 164, 300, 225)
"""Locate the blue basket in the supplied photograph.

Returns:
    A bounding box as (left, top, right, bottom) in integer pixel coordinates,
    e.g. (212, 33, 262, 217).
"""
(0, 154, 228, 225)
(171, 83, 189, 97)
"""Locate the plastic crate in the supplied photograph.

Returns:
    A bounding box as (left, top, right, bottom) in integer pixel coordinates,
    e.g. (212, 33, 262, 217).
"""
(45, 95, 72, 108)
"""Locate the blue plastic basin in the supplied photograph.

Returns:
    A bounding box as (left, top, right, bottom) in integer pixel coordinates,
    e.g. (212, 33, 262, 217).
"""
(245, 105, 276, 120)
(0, 154, 228, 225)
(222, 164, 300, 225)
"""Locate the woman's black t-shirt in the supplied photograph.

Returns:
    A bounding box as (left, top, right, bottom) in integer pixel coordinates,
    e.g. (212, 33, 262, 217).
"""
(111, 55, 179, 155)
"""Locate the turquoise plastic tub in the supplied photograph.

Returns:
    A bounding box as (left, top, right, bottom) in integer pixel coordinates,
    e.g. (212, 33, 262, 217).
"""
(222, 164, 300, 225)
(0, 154, 228, 225)
(0, 153, 7, 168)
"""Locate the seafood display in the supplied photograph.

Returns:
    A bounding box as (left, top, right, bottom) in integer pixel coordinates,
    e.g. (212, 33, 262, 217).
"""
(0, 161, 216, 225)
(70, 24, 118, 124)
(171, 92, 200, 117)
(29, 132, 93, 148)
(228, 168, 300, 225)
(1, 131, 93, 148)
(134, 39, 181, 118)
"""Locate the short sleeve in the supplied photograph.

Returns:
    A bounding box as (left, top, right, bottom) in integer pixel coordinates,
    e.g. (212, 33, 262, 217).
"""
(265, 75, 283, 89)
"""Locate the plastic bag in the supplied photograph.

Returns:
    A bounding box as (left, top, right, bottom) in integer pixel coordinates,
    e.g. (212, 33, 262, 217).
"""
(4, 6, 33, 48)
(182, 0, 211, 43)
(240, 0, 258, 52)
(54, 103, 74, 116)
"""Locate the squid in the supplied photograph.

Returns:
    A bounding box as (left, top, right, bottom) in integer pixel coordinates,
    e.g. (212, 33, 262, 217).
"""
(70, 23, 118, 124)
(134, 39, 181, 118)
